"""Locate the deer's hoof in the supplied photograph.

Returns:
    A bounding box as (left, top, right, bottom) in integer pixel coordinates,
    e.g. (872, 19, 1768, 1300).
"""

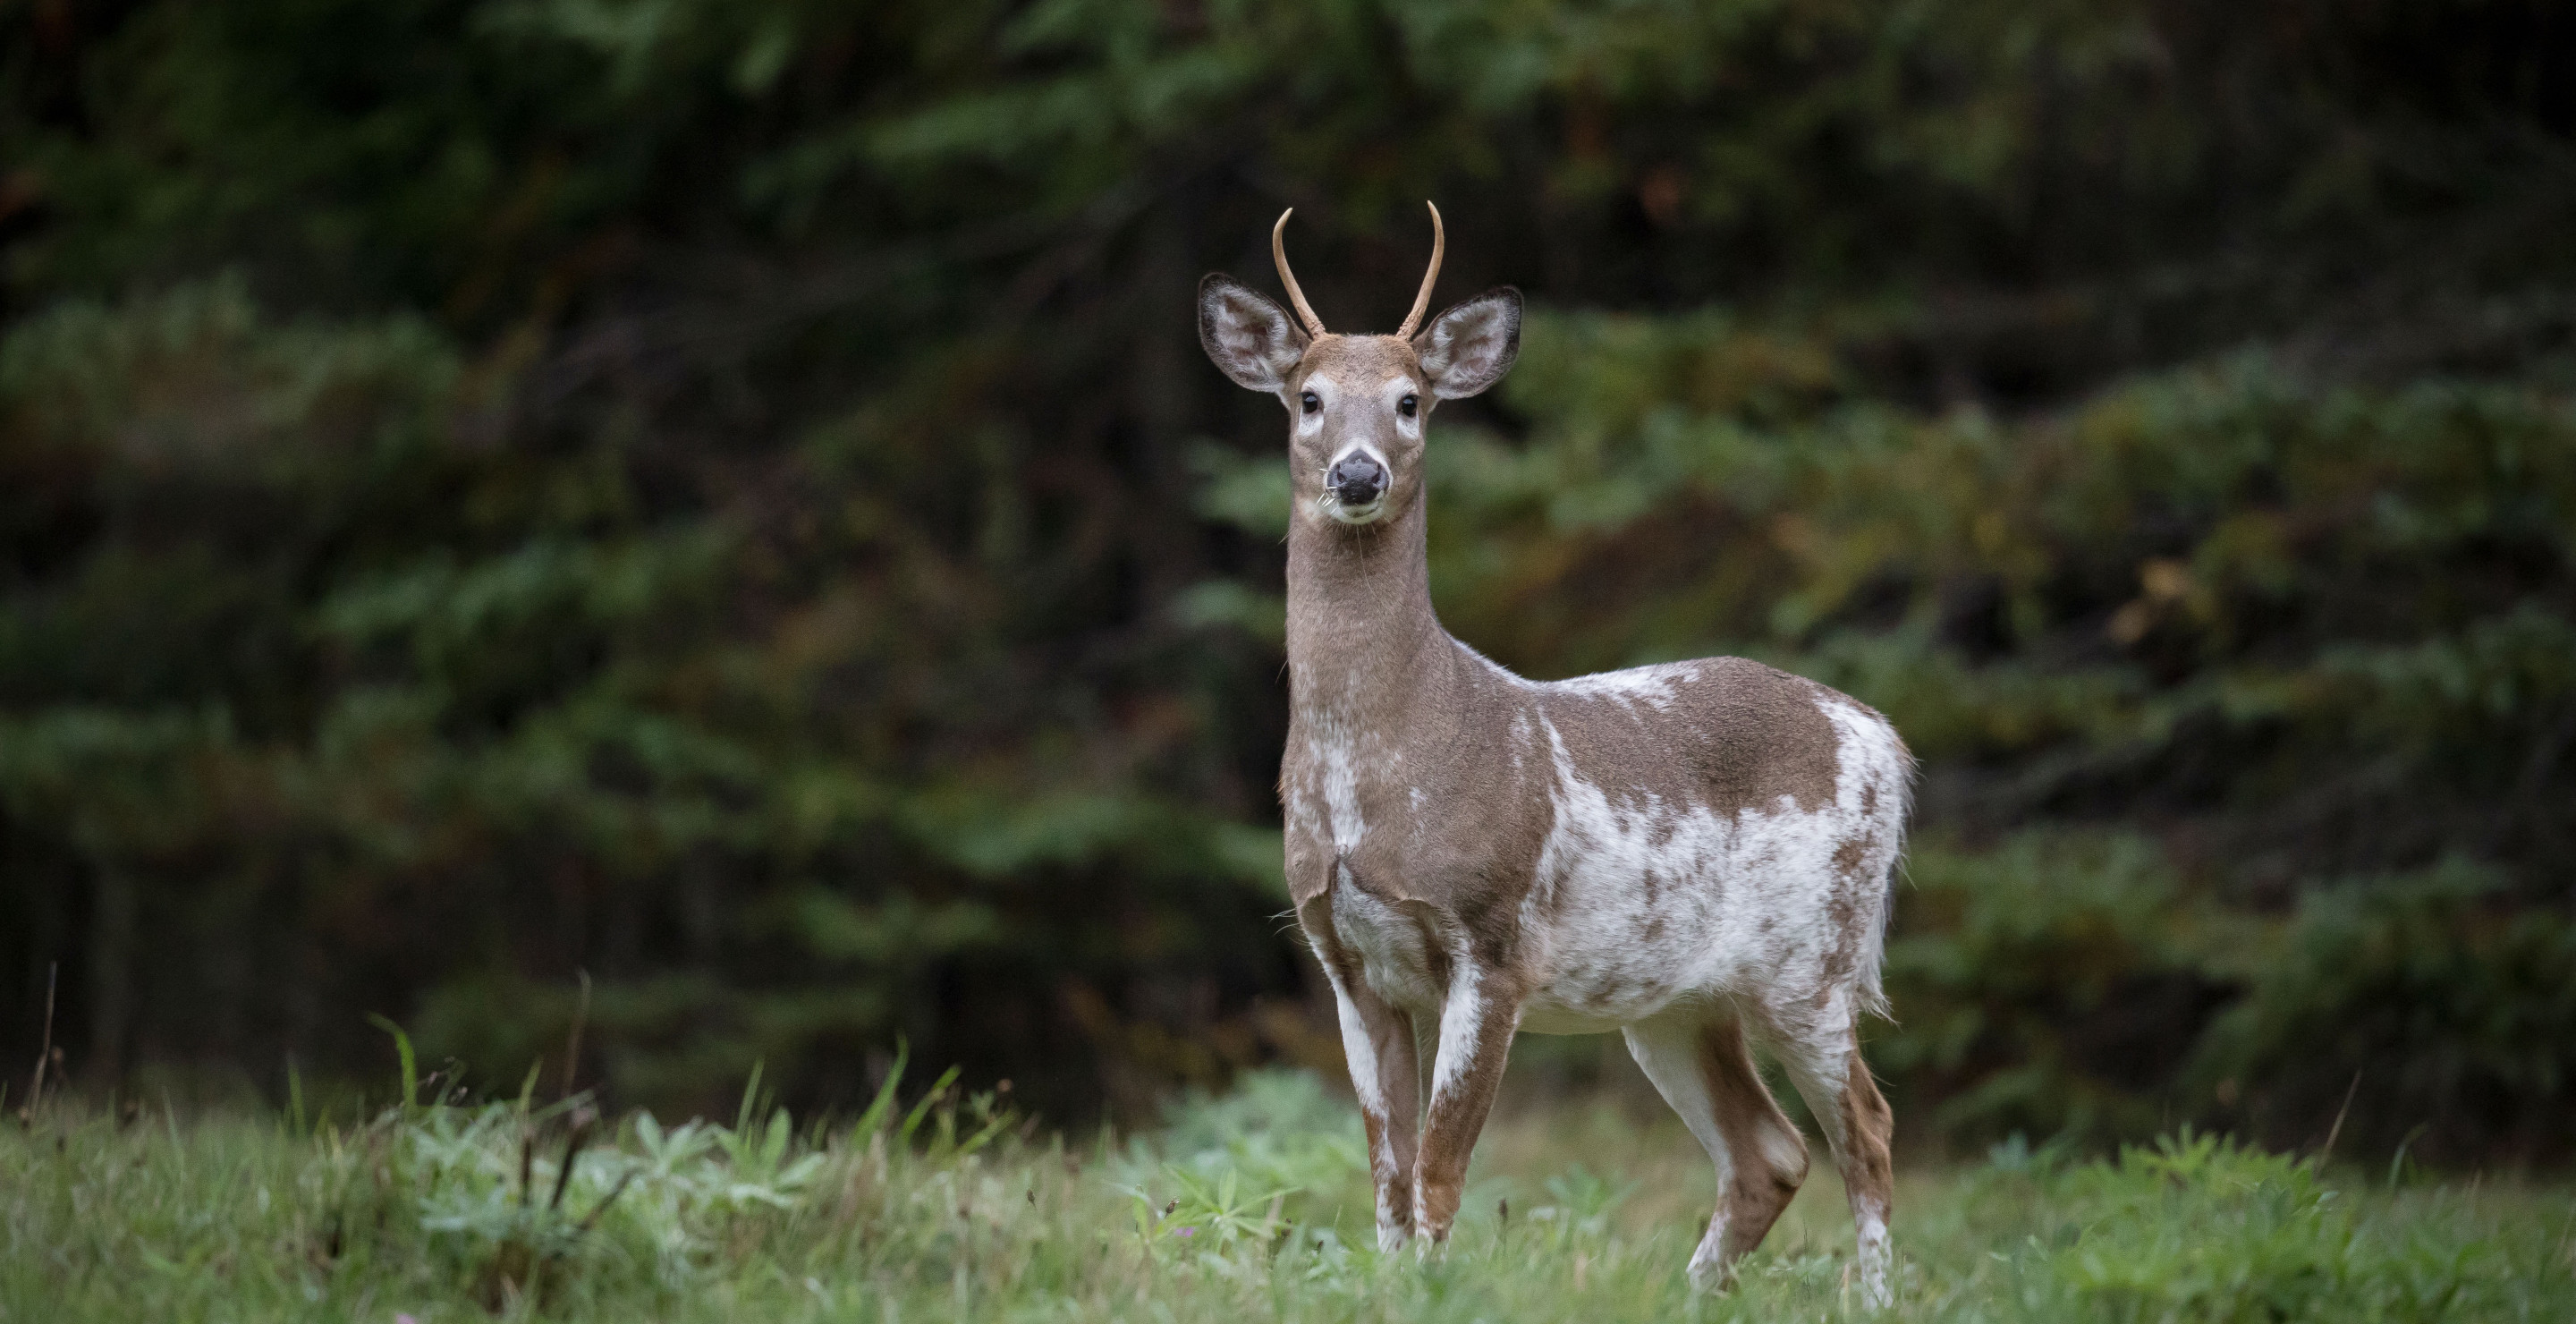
(1684, 1248, 1741, 1294)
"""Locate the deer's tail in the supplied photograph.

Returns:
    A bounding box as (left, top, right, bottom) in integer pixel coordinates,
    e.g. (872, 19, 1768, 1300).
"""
(1857, 732, 1916, 1023)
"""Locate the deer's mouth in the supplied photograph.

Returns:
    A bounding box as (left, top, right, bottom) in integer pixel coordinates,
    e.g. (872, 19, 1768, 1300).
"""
(1319, 491, 1389, 525)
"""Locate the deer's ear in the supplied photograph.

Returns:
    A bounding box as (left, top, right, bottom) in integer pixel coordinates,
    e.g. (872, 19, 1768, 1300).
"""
(1199, 274, 1309, 392)
(1412, 288, 1521, 400)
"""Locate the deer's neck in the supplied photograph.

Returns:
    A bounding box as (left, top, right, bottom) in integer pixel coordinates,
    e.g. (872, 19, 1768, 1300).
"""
(1284, 501, 1454, 728)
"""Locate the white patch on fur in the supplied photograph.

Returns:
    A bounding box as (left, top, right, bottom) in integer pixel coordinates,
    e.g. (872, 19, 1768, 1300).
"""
(1784, 1001, 1859, 1157)
(1385, 376, 1424, 437)
(1324, 962, 1385, 1119)
(1818, 696, 1910, 1016)
(1282, 785, 1324, 853)
(1326, 441, 1388, 474)
(1429, 959, 1484, 1102)
(1757, 1112, 1811, 1177)
(1549, 661, 1695, 709)
(1301, 712, 1368, 852)
(1854, 1200, 1892, 1307)
(1513, 686, 1909, 1041)
(1296, 373, 1336, 424)
(1621, 1019, 1739, 1286)
(1330, 880, 1442, 1013)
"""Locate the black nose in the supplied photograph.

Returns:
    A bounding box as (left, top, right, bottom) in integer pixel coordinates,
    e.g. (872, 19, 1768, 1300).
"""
(1328, 453, 1387, 505)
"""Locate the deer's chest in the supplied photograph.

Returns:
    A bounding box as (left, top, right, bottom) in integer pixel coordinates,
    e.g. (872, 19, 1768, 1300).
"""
(1325, 878, 1449, 1014)
(1280, 705, 1543, 878)
(1284, 720, 1482, 1014)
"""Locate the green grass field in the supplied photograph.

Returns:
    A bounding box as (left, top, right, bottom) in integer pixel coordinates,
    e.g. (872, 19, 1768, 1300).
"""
(7, 1063, 2571, 1322)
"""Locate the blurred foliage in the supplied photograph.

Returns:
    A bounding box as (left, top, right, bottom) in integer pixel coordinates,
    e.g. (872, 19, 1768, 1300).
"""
(4, 0, 2573, 1157)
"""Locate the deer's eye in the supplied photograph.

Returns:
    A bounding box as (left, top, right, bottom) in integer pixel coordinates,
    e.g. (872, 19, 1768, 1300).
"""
(1301, 391, 1321, 414)
(1398, 394, 1419, 419)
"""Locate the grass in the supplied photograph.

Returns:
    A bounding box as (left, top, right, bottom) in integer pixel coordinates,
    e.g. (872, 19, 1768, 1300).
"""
(5, 1061, 2572, 1323)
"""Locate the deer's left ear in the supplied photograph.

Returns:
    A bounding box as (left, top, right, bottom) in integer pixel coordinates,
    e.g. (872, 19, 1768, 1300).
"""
(1199, 274, 1309, 392)
(1412, 288, 1521, 400)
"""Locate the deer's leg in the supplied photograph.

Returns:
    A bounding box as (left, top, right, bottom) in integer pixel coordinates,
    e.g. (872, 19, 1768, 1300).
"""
(1623, 1008, 1810, 1290)
(1779, 1025, 1895, 1309)
(1411, 959, 1519, 1245)
(1411, 1010, 1439, 1130)
(1317, 955, 1423, 1252)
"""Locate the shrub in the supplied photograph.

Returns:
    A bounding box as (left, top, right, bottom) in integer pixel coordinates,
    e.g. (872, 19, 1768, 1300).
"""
(2194, 861, 2576, 1165)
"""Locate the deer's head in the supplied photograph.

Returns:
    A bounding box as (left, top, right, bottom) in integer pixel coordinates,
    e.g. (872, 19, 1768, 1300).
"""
(1199, 204, 1521, 529)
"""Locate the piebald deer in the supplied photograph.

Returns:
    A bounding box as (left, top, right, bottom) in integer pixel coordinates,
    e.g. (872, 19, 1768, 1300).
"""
(1198, 204, 1910, 1304)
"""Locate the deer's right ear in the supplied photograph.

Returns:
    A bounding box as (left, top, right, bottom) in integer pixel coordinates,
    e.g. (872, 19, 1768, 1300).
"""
(1199, 274, 1309, 392)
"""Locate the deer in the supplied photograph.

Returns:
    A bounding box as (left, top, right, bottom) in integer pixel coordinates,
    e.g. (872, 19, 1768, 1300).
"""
(1196, 202, 1911, 1305)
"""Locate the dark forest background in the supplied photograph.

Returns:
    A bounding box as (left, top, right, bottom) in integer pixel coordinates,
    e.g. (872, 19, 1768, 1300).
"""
(4, 0, 2573, 1164)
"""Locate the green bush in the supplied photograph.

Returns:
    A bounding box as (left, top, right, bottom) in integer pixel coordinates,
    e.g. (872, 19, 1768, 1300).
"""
(1872, 832, 2241, 1149)
(2195, 862, 2576, 1166)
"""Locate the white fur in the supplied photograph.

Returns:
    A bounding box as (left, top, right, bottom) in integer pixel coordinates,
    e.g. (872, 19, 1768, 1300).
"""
(1293, 374, 1336, 421)
(1855, 1202, 1892, 1306)
(1303, 713, 1368, 853)
(1621, 1017, 1739, 1285)
(1429, 958, 1485, 1102)
(1324, 963, 1385, 1119)
(1330, 876, 1443, 1013)
(1326, 441, 1387, 472)
(1547, 661, 1691, 709)
(1513, 683, 1906, 1040)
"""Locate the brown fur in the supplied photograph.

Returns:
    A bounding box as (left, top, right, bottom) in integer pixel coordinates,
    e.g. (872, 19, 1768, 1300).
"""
(1545, 660, 1843, 819)
(1835, 1043, 1896, 1228)
(1699, 1014, 1810, 1271)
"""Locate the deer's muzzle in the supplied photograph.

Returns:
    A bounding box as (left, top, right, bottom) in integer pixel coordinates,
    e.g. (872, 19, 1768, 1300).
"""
(1328, 453, 1389, 508)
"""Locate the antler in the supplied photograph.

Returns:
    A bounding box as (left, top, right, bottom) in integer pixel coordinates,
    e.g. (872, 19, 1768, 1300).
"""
(1394, 200, 1445, 340)
(1271, 209, 1326, 338)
